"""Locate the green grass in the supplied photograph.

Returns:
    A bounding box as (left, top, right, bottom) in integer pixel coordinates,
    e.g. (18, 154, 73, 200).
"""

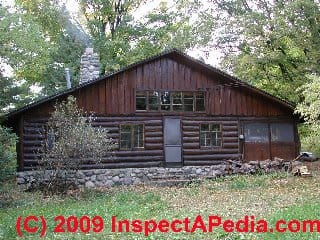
(1, 171, 320, 239)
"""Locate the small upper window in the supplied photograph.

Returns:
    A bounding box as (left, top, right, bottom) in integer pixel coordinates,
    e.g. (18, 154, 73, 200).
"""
(200, 123, 222, 147)
(136, 91, 146, 110)
(195, 92, 205, 112)
(160, 91, 171, 111)
(120, 124, 144, 150)
(136, 90, 205, 112)
(148, 91, 159, 111)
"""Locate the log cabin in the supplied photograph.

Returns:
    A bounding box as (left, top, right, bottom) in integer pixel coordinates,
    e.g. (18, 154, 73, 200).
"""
(4, 49, 300, 172)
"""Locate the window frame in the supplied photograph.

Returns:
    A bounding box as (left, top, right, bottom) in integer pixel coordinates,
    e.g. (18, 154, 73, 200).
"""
(199, 123, 222, 148)
(135, 90, 206, 113)
(119, 124, 145, 150)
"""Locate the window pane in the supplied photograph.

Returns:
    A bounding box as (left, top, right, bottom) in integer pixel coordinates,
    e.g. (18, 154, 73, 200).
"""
(172, 92, 183, 111)
(195, 92, 205, 111)
(136, 91, 146, 110)
(271, 123, 294, 142)
(120, 125, 132, 150)
(133, 125, 144, 148)
(149, 91, 159, 110)
(200, 124, 211, 147)
(201, 124, 210, 132)
(211, 131, 221, 146)
(183, 92, 194, 111)
(160, 91, 170, 111)
(244, 123, 269, 143)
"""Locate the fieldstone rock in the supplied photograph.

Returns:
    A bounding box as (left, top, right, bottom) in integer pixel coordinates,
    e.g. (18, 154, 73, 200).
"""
(17, 178, 25, 184)
(123, 177, 133, 185)
(85, 181, 95, 188)
(112, 176, 120, 183)
(196, 168, 202, 174)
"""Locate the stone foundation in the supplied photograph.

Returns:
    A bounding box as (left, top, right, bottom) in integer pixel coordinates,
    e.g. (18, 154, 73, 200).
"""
(17, 159, 299, 188)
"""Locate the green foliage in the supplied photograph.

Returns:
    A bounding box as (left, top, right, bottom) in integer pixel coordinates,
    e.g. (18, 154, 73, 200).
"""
(79, 0, 211, 73)
(37, 96, 117, 194)
(296, 75, 320, 155)
(211, 0, 320, 103)
(0, 125, 17, 180)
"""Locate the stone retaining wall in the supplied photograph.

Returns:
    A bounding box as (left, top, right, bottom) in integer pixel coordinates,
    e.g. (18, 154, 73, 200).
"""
(17, 159, 299, 188)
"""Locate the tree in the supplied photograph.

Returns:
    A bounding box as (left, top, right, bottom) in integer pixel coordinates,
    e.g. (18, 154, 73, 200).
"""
(14, 1, 88, 96)
(295, 75, 320, 155)
(79, 0, 211, 73)
(208, 0, 320, 103)
(36, 96, 117, 194)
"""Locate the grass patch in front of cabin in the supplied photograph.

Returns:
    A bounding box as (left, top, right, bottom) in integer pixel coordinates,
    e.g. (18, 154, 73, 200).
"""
(1, 171, 320, 239)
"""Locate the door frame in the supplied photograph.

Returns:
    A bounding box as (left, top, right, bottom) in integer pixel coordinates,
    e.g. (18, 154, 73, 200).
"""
(163, 117, 183, 167)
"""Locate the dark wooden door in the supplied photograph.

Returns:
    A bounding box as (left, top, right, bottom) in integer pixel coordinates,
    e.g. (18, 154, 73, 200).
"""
(164, 118, 182, 165)
(243, 123, 270, 161)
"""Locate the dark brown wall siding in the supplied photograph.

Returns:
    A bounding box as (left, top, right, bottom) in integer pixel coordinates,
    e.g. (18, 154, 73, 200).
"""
(23, 56, 292, 119)
(67, 57, 291, 117)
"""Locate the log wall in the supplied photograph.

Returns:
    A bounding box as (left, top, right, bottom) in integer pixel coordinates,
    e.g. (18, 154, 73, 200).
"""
(21, 116, 244, 171)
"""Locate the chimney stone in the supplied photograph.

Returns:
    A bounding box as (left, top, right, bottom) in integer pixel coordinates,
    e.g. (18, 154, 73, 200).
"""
(80, 48, 100, 84)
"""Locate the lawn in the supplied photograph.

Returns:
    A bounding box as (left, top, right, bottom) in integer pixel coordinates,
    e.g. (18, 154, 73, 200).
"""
(1, 169, 320, 239)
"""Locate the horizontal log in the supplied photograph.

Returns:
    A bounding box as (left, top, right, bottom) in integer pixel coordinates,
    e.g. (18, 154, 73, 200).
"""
(145, 137, 163, 143)
(80, 161, 163, 169)
(182, 125, 199, 131)
(223, 142, 239, 148)
(99, 155, 163, 163)
(22, 161, 163, 171)
(184, 160, 228, 166)
(183, 143, 200, 149)
(144, 126, 162, 132)
(183, 137, 199, 142)
(223, 131, 238, 137)
(223, 137, 239, 143)
(24, 118, 48, 123)
(145, 143, 163, 150)
(93, 117, 162, 122)
(111, 150, 163, 157)
(24, 147, 42, 153)
(184, 153, 240, 160)
(24, 122, 46, 127)
(183, 131, 199, 137)
(24, 134, 46, 140)
(222, 125, 238, 131)
(24, 140, 44, 147)
(183, 117, 238, 124)
(23, 127, 44, 133)
(183, 149, 239, 155)
(144, 132, 162, 138)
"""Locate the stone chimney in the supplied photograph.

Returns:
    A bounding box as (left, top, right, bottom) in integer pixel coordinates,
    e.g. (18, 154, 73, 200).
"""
(79, 48, 100, 84)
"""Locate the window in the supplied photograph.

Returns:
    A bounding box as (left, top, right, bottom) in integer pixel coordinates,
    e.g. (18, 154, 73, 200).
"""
(271, 123, 294, 142)
(148, 91, 159, 111)
(160, 91, 171, 111)
(172, 92, 183, 111)
(244, 123, 269, 143)
(183, 92, 194, 111)
(195, 92, 205, 111)
(120, 124, 144, 150)
(136, 91, 146, 110)
(136, 90, 205, 112)
(200, 123, 222, 147)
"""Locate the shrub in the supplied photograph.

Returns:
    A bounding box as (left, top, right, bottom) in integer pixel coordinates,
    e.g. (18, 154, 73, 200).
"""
(0, 125, 17, 180)
(36, 96, 117, 194)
